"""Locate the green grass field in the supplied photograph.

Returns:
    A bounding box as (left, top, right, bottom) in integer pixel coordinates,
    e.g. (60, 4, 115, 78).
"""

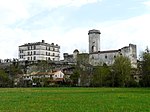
(0, 88, 149, 112)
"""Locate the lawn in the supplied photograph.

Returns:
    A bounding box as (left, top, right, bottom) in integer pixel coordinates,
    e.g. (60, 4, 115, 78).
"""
(0, 87, 149, 112)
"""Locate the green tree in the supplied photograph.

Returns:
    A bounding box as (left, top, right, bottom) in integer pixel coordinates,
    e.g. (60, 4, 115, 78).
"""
(112, 56, 131, 87)
(91, 64, 111, 87)
(0, 68, 9, 87)
(140, 48, 150, 87)
(70, 68, 80, 86)
(71, 53, 92, 86)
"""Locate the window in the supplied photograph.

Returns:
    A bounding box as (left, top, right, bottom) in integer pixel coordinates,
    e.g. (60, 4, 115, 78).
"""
(53, 53, 55, 56)
(34, 45, 36, 50)
(105, 55, 107, 59)
(34, 51, 36, 55)
(20, 50, 23, 53)
(28, 52, 30, 55)
(34, 56, 36, 60)
(28, 57, 30, 60)
(92, 45, 96, 52)
(48, 57, 51, 60)
(114, 55, 116, 58)
(46, 52, 47, 55)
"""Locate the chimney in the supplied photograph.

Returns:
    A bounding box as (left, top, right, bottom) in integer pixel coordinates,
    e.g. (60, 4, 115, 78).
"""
(42, 40, 45, 43)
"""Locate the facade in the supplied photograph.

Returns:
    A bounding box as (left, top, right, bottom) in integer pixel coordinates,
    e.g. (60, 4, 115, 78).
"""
(89, 29, 137, 68)
(23, 70, 64, 81)
(64, 29, 137, 68)
(19, 40, 60, 62)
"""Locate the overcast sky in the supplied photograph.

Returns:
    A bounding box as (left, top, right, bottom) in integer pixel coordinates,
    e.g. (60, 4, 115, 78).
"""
(0, 0, 150, 59)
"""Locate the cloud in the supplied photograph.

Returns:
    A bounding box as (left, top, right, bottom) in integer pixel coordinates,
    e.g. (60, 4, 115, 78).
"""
(0, 27, 33, 59)
(96, 14, 150, 57)
(0, 0, 29, 25)
(33, 0, 102, 8)
(0, 0, 102, 26)
(142, 0, 150, 7)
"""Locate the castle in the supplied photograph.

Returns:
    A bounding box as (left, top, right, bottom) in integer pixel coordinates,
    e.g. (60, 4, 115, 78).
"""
(64, 29, 137, 68)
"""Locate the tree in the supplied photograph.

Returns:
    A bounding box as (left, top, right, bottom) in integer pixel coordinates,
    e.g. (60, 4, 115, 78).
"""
(91, 63, 111, 87)
(112, 56, 131, 87)
(140, 48, 150, 87)
(0, 68, 9, 87)
(70, 68, 80, 86)
(70, 53, 92, 86)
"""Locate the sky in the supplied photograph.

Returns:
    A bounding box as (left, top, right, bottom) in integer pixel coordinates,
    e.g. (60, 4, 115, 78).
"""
(0, 0, 150, 60)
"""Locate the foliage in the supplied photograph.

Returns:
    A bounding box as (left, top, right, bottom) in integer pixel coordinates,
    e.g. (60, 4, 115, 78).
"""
(91, 64, 111, 87)
(140, 48, 150, 87)
(70, 68, 80, 86)
(0, 69, 9, 87)
(74, 53, 92, 86)
(112, 56, 131, 87)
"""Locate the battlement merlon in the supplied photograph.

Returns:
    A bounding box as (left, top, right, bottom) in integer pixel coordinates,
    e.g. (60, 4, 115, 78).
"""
(88, 29, 101, 35)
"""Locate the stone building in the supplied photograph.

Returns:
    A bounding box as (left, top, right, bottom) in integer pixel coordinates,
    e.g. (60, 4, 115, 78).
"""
(63, 49, 79, 64)
(19, 40, 60, 62)
(89, 29, 137, 68)
(64, 29, 137, 68)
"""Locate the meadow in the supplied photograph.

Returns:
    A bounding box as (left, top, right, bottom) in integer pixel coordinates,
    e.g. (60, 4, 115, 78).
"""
(0, 87, 149, 112)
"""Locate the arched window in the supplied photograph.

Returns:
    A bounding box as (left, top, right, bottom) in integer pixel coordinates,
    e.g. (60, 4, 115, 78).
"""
(92, 45, 96, 52)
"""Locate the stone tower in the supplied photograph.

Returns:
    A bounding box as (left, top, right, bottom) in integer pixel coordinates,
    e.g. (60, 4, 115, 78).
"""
(88, 29, 101, 53)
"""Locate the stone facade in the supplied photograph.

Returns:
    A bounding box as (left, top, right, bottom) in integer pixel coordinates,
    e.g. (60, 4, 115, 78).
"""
(19, 40, 60, 62)
(64, 29, 137, 68)
(63, 49, 79, 64)
(89, 29, 137, 68)
(89, 29, 101, 53)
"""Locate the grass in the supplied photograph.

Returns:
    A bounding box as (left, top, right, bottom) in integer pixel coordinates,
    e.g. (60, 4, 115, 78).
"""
(0, 87, 150, 112)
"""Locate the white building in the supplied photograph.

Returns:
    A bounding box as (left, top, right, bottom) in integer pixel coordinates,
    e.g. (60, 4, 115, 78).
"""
(22, 71, 64, 82)
(19, 40, 60, 62)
